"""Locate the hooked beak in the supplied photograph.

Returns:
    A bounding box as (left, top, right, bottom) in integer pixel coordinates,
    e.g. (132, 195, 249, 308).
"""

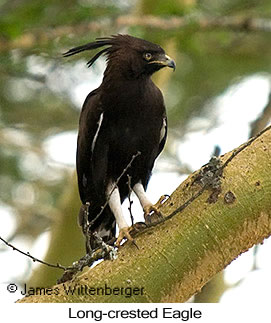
(148, 54, 176, 71)
(163, 54, 176, 71)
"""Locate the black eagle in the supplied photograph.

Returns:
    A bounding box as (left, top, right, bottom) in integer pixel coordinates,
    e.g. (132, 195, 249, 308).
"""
(63, 34, 175, 250)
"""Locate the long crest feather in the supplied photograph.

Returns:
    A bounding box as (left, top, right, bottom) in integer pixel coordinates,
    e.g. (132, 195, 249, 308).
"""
(63, 36, 119, 68)
(86, 48, 108, 68)
(62, 34, 163, 68)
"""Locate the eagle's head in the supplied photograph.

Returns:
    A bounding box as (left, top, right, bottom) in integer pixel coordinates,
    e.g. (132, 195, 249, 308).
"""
(63, 34, 176, 79)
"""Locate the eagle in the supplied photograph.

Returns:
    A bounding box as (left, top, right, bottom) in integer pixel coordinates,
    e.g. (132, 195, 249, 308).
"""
(63, 34, 175, 251)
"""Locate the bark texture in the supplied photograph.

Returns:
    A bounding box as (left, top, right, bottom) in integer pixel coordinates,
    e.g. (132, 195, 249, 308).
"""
(19, 127, 271, 303)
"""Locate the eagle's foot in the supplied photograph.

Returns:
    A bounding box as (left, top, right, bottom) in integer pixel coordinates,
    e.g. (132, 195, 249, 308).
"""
(115, 223, 146, 249)
(143, 195, 169, 224)
(115, 226, 135, 248)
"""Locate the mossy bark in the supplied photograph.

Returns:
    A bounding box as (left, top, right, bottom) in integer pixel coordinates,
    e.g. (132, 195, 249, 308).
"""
(19, 128, 271, 303)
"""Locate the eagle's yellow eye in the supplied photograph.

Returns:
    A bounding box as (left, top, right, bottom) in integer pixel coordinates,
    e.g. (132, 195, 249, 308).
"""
(144, 52, 152, 61)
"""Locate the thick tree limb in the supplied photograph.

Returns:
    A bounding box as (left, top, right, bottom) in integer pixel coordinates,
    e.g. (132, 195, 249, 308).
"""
(18, 127, 271, 303)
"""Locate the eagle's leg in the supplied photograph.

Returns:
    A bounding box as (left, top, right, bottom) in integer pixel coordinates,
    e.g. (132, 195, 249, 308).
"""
(133, 182, 164, 224)
(107, 181, 134, 247)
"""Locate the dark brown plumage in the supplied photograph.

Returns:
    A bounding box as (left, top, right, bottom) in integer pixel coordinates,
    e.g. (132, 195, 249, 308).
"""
(63, 34, 175, 250)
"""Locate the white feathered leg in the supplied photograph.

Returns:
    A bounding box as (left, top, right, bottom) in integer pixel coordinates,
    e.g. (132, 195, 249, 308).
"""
(106, 181, 134, 246)
(133, 181, 163, 221)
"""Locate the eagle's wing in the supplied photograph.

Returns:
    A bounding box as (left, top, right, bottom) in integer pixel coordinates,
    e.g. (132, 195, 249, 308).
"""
(157, 115, 167, 158)
(76, 89, 105, 204)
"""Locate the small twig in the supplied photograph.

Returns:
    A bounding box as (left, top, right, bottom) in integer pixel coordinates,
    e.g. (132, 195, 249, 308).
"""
(88, 151, 141, 227)
(172, 125, 271, 219)
(127, 174, 134, 226)
(57, 233, 117, 283)
(146, 184, 208, 229)
(221, 124, 271, 171)
(3, 126, 271, 282)
(141, 125, 271, 230)
(0, 236, 70, 271)
(0, 232, 117, 284)
(1, 152, 141, 282)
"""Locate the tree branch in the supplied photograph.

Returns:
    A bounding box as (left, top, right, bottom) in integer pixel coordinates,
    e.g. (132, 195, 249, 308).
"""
(0, 236, 68, 271)
(18, 126, 271, 303)
(2, 14, 271, 52)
